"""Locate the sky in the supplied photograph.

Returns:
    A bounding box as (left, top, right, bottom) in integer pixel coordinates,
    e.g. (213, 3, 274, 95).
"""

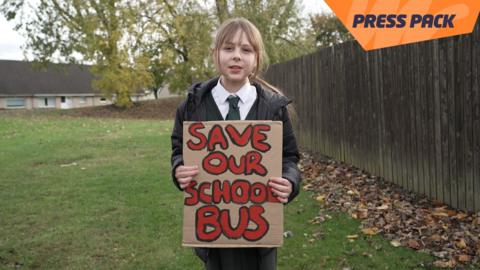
(0, 0, 332, 61)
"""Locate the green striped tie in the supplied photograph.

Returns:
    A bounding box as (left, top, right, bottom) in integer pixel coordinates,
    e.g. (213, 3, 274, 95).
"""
(226, 95, 241, 120)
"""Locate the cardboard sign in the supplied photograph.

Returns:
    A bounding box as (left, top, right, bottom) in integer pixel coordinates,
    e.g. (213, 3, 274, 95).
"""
(182, 121, 283, 247)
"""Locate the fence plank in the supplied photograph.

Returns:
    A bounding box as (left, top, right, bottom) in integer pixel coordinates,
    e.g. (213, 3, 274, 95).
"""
(438, 38, 451, 206)
(398, 45, 405, 188)
(373, 50, 385, 178)
(416, 42, 425, 195)
(432, 40, 444, 203)
(462, 32, 474, 211)
(455, 34, 467, 211)
(447, 38, 459, 209)
(473, 22, 480, 212)
(418, 42, 426, 195)
(407, 44, 416, 193)
(424, 41, 435, 199)
(385, 48, 394, 184)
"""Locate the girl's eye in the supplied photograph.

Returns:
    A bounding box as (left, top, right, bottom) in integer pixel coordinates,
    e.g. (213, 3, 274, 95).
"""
(223, 46, 233, 51)
(242, 48, 253, 52)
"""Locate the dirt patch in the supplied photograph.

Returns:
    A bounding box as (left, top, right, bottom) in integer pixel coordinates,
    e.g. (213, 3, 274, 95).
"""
(0, 97, 185, 120)
(65, 97, 184, 120)
(31, 161, 47, 167)
(54, 154, 95, 166)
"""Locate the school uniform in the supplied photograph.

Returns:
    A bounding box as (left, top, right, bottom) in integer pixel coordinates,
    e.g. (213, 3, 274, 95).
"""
(170, 76, 301, 270)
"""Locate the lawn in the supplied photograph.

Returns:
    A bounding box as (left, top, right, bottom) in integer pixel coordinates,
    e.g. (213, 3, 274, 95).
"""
(0, 113, 438, 269)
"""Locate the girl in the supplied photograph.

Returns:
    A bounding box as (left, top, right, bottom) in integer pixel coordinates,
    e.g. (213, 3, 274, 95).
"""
(170, 17, 301, 270)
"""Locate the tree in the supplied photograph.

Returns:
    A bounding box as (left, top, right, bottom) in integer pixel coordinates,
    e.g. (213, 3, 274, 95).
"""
(1, 0, 154, 108)
(216, 0, 315, 65)
(139, 0, 216, 94)
(310, 12, 353, 48)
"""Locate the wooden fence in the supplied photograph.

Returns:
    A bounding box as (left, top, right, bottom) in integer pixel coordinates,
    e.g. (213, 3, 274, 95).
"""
(265, 20, 480, 212)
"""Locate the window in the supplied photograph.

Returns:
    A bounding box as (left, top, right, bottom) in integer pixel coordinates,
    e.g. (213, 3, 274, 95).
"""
(39, 97, 55, 108)
(100, 97, 107, 102)
(61, 96, 66, 103)
(79, 96, 87, 104)
(6, 98, 26, 108)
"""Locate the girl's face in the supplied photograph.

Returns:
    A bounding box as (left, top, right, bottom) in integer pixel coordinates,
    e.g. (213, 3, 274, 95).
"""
(216, 30, 257, 91)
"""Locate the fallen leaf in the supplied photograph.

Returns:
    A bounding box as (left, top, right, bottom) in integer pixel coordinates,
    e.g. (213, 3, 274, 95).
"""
(455, 239, 467, 249)
(432, 211, 449, 217)
(433, 259, 456, 268)
(312, 231, 324, 239)
(303, 184, 313, 190)
(362, 252, 373, 258)
(308, 218, 320, 224)
(429, 234, 442, 242)
(376, 204, 389, 210)
(457, 254, 471, 262)
(60, 162, 78, 167)
(325, 165, 335, 172)
(316, 195, 326, 203)
(407, 239, 421, 250)
(346, 234, 358, 240)
(447, 210, 457, 217)
(297, 164, 304, 171)
(351, 209, 368, 219)
(454, 212, 469, 220)
(432, 251, 449, 258)
(361, 227, 379, 235)
(390, 240, 402, 247)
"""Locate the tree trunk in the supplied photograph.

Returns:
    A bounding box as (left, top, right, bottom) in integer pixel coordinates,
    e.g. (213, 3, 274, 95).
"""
(215, 0, 229, 23)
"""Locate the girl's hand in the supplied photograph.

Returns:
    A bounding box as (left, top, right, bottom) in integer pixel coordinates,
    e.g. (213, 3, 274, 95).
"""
(268, 177, 292, 203)
(175, 165, 199, 189)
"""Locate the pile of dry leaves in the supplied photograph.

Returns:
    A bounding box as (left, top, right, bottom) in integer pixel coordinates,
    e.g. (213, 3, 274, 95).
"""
(300, 151, 480, 268)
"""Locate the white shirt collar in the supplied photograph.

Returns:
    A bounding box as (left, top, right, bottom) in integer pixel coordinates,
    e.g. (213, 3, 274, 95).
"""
(212, 78, 254, 105)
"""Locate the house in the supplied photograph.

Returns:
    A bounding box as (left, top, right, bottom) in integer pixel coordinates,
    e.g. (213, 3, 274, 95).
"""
(0, 60, 173, 109)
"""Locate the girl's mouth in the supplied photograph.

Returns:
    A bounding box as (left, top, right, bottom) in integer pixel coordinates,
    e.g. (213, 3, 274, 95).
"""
(229, 66, 242, 71)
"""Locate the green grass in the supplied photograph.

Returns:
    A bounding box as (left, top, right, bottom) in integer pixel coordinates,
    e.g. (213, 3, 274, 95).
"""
(0, 114, 437, 269)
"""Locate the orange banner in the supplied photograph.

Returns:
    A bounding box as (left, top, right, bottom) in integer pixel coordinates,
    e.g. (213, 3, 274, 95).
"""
(325, 0, 480, 50)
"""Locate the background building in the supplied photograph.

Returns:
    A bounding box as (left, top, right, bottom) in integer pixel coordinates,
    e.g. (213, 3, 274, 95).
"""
(0, 60, 166, 109)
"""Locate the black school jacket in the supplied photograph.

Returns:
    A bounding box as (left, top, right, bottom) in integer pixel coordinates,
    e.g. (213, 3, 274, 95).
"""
(170, 76, 301, 202)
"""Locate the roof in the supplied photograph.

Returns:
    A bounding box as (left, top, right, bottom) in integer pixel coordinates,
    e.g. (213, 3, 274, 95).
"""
(0, 60, 98, 96)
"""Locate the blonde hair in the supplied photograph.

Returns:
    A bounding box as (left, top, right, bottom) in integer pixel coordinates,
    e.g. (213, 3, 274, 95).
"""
(212, 17, 296, 119)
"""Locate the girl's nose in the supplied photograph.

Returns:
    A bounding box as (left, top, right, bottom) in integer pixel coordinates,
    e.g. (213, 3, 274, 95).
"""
(233, 48, 241, 60)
